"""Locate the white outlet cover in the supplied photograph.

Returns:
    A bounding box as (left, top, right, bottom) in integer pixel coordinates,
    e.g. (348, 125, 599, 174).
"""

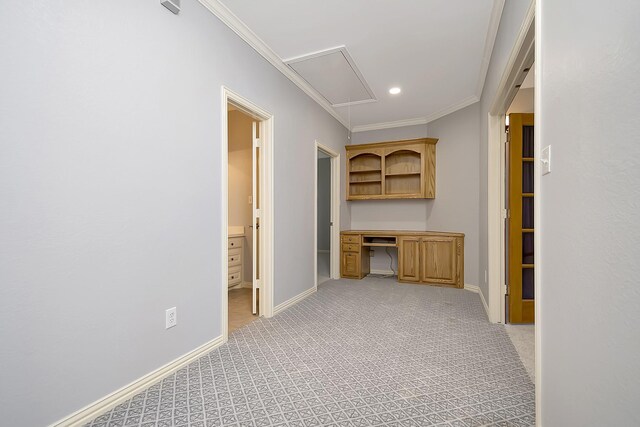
(166, 307, 177, 329)
(541, 145, 551, 175)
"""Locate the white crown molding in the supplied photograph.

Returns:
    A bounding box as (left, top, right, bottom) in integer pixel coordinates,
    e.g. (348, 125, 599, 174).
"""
(424, 95, 480, 123)
(199, 0, 503, 133)
(351, 117, 428, 133)
(351, 95, 479, 133)
(476, 0, 506, 99)
(197, 0, 350, 129)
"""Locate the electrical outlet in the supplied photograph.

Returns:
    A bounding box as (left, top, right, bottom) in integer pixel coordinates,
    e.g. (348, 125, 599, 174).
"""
(166, 307, 177, 329)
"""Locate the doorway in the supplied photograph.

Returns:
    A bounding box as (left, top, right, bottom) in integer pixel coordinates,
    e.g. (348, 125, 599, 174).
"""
(227, 106, 259, 332)
(314, 142, 340, 288)
(221, 87, 274, 341)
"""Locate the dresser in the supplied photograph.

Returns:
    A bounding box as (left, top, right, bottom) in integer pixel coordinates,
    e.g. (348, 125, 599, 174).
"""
(228, 236, 243, 288)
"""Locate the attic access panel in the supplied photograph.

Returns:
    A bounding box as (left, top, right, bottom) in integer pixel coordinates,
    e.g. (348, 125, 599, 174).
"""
(285, 46, 376, 107)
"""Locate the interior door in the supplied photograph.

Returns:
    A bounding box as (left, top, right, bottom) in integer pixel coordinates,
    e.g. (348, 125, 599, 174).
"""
(252, 121, 261, 315)
(507, 113, 535, 323)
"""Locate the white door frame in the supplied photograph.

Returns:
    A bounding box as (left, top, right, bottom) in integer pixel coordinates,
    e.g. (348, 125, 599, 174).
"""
(221, 86, 274, 342)
(486, 1, 541, 423)
(487, 2, 535, 324)
(314, 141, 340, 289)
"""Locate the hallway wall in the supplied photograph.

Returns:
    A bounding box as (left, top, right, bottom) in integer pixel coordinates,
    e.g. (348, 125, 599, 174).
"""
(539, 0, 640, 424)
(0, 0, 348, 425)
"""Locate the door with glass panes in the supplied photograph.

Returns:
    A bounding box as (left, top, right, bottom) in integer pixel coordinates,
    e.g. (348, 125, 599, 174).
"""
(507, 113, 535, 323)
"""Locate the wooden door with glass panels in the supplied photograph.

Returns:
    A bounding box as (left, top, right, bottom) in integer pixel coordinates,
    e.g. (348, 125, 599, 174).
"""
(507, 113, 535, 323)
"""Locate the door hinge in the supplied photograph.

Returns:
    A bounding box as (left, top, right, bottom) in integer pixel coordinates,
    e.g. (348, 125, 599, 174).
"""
(254, 138, 262, 148)
(502, 209, 510, 219)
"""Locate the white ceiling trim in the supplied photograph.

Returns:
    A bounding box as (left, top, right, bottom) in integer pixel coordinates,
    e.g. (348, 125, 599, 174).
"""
(197, 0, 350, 129)
(352, 0, 504, 133)
(351, 95, 480, 133)
(198, 0, 504, 133)
(351, 117, 429, 133)
(475, 0, 506, 99)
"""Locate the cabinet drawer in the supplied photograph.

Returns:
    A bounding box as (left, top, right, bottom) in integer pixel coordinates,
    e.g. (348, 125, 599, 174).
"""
(228, 251, 242, 267)
(228, 237, 243, 249)
(228, 265, 242, 284)
(341, 235, 360, 244)
(341, 243, 359, 253)
(228, 274, 241, 287)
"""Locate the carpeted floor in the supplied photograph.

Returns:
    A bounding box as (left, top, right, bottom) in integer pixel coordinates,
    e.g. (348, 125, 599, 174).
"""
(85, 276, 535, 426)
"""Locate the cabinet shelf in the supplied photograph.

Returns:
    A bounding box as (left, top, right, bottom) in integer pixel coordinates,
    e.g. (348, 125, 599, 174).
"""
(385, 172, 421, 177)
(350, 180, 382, 184)
(350, 169, 382, 173)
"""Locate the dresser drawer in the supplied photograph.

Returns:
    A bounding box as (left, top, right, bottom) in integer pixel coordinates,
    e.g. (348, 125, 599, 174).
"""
(228, 250, 242, 267)
(341, 235, 360, 244)
(228, 237, 243, 249)
(342, 243, 359, 253)
(228, 265, 242, 285)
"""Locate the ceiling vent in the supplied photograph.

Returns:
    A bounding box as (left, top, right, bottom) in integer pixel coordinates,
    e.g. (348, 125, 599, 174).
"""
(284, 46, 376, 107)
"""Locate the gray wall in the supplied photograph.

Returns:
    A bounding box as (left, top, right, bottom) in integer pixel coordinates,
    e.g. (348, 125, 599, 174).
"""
(478, 0, 532, 300)
(347, 106, 480, 286)
(0, 0, 348, 425)
(317, 157, 331, 251)
(539, 0, 640, 424)
(228, 110, 254, 282)
(426, 103, 480, 287)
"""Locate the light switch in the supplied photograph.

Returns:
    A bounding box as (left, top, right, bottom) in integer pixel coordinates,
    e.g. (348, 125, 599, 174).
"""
(541, 145, 551, 175)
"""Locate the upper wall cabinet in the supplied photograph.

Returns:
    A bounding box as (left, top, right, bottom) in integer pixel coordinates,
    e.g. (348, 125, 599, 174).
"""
(346, 138, 438, 200)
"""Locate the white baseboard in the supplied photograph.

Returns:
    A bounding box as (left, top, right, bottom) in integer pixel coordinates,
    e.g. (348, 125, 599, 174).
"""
(273, 286, 316, 315)
(464, 283, 490, 321)
(51, 335, 225, 427)
(241, 281, 252, 289)
(369, 269, 395, 276)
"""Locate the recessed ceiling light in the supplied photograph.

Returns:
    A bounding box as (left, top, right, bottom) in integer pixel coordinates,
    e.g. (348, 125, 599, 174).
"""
(389, 87, 401, 95)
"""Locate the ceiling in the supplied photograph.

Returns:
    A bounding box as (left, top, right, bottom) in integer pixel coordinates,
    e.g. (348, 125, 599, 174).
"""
(213, 0, 504, 131)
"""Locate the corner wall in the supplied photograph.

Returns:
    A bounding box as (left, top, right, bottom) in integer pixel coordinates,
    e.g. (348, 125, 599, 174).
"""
(348, 105, 481, 286)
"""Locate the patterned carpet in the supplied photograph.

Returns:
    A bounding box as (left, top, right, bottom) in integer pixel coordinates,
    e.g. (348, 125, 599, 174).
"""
(85, 277, 535, 426)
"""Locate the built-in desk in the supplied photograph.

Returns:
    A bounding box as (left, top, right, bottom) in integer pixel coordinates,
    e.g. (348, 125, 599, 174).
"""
(341, 230, 464, 288)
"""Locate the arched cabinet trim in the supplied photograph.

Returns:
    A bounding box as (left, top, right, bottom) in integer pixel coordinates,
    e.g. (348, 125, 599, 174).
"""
(346, 138, 437, 200)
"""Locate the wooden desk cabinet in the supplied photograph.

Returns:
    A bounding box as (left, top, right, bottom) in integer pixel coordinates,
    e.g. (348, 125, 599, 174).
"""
(341, 230, 464, 288)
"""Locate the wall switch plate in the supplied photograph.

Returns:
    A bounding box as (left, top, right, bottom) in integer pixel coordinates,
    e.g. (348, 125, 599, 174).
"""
(166, 307, 177, 329)
(541, 145, 551, 175)
(161, 0, 180, 14)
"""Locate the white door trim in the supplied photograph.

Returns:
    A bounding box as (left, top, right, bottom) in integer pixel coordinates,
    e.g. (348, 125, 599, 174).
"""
(487, 1, 535, 324)
(221, 86, 274, 343)
(314, 141, 340, 289)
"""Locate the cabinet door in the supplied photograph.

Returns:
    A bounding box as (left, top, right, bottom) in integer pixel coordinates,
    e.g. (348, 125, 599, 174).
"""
(341, 252, 360, 278)
(420, 237, 458, 285)
(398, 237, 420, 282)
